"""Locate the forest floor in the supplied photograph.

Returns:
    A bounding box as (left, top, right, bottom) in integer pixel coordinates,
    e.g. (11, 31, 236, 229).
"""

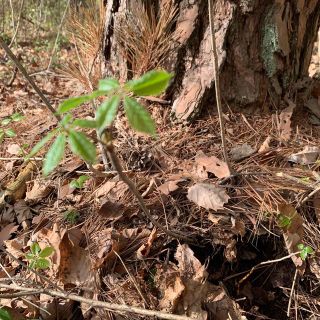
(0, 34, 320, 320)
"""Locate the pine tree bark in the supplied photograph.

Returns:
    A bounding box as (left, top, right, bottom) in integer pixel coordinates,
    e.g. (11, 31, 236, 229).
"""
(103, 0, 320, 122)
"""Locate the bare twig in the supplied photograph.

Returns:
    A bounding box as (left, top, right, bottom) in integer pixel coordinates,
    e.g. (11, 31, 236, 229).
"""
(208, 0, 231, 172)
(287, 268, 298, 317)
(0, 283, 192, 320)
(9, 0, 25, 47)
(100, 131, 197, 245)
(238, 251, 301, 286)
(0, 36, 60, 121)
(46, 0, 71, 70)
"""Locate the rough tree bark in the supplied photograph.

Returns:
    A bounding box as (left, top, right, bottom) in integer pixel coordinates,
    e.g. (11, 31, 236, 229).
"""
(102, 0, 320, 122)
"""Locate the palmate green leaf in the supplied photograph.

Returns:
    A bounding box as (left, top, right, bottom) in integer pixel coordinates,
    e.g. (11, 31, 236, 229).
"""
(43, 133, 66, 176)
(25, 253, 34, 260)
(124, 97, 156, 136)
(96, 95, 120, 132)
(58, 95, 95, 113)
(126, 70, 172, 96)
(31, 242, 41, 255)
(11, 113, 24, 122)
(300, 249, 308, 261)
(39, 246, 54, 258)
(1, 118, 11, 126)
(68, 130, 96, 164)
(4, 128, 16, 137)
(73, 119, 97, 128)
(70, 175, 89, 189)
(25, 130, 57, 161)
(35, 258, 50, 269)
(0, 307, 12, 320)
(98, 78, 120, 91)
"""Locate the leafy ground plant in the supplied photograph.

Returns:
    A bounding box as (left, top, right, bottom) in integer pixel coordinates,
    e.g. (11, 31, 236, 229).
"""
(297, 243, 314, 261)
(0, 112, 24, 142)
(26, 70, 172, 175)
(26, 242, 54, 270)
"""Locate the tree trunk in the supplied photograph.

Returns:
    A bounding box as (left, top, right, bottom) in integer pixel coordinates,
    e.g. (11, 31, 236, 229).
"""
(102, 0, 320, 122)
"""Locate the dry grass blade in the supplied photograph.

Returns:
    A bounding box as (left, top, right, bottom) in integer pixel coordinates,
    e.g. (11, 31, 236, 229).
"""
(115, 0, 178, 75)
(61, 0, 105, 88)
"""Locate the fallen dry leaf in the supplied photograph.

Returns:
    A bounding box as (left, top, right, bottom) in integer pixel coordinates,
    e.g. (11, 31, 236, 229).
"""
(278, 203, 305, 271)
(7, 143, 21, 155)
(0, 223, 18, 246)
(137, 228, 157, 259)
(14, 200, 32, 223)
(195, 151, 230, 178)
(95, 179, 128, 200)
(157, 178, 185, 195)
(230, 143, 256, 161)
(159, 244, 243, 319)
(26, 179, 53, 202)
(187, 183, 229, 211)
(98, 200, 125, 221)
(288, 146, 320, 165)
(258, 136, 272, 153)
(278, 103, 295, 141)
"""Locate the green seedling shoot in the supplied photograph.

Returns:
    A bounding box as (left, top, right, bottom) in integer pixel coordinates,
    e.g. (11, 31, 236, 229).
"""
(26, 242, 54, 270)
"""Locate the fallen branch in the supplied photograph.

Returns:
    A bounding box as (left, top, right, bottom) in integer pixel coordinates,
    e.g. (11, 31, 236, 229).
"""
(0, 283, 192, 320)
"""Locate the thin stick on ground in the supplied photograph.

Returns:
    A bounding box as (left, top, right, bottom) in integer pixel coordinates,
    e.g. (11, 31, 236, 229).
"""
(208, 0, 231, 172)
(0, 36, 60, 121)
(0, 283, 193, 320)
(100, 131, 197, 245)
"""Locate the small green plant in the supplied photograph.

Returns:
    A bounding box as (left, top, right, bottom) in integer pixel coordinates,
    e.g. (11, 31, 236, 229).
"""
(25, 70, 172, 175)
(277, 213, 292, 228)
(0, 112, 24, 142)
(26, 242, 54, 270)
(0, 307, 12, 320)
(63, 210, 80, 224)
(70, 175, 90, 189)
(297, 243, 314, 261)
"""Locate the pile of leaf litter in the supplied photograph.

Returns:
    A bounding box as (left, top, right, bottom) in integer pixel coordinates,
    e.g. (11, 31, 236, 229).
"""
(1, 45, 320, 320)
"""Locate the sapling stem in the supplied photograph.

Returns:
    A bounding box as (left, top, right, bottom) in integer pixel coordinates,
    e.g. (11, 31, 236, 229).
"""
(100, 130, 196, 245)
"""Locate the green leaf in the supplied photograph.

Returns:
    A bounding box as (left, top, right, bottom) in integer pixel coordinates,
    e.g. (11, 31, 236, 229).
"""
(25, 130, 57, 161)
(11, 113, 24, 122)
(96, 95, 120, 131)
(39, 246, 54, 258)
(4, 128, 16, 137)
(78, 175, 90, 185)
(61, 114, 73, 126)
(35, 258, 50, 269)
(73, 119, 97, 128)
(31, 242, 41, 255)
(297, 243, 304, 250)
(0, 131, 4, 143)
(68, 130, 96, 164)
(29, 260, 36, 269)
(0, 307, 12, 320)
(58, 95, 95, 113)
(70, 179, 80, 189)
(70, 175, 90, 189)
(1, 118, 12, 126)
(300, 249, 308, 261)
(98, 78, 120, 92)
(43, 133, 66, 176)
(305, 246, 314, 254)
(126, 70, 172, 96)
(124, 97, 156, 135)
(25, 253, 34, 260)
